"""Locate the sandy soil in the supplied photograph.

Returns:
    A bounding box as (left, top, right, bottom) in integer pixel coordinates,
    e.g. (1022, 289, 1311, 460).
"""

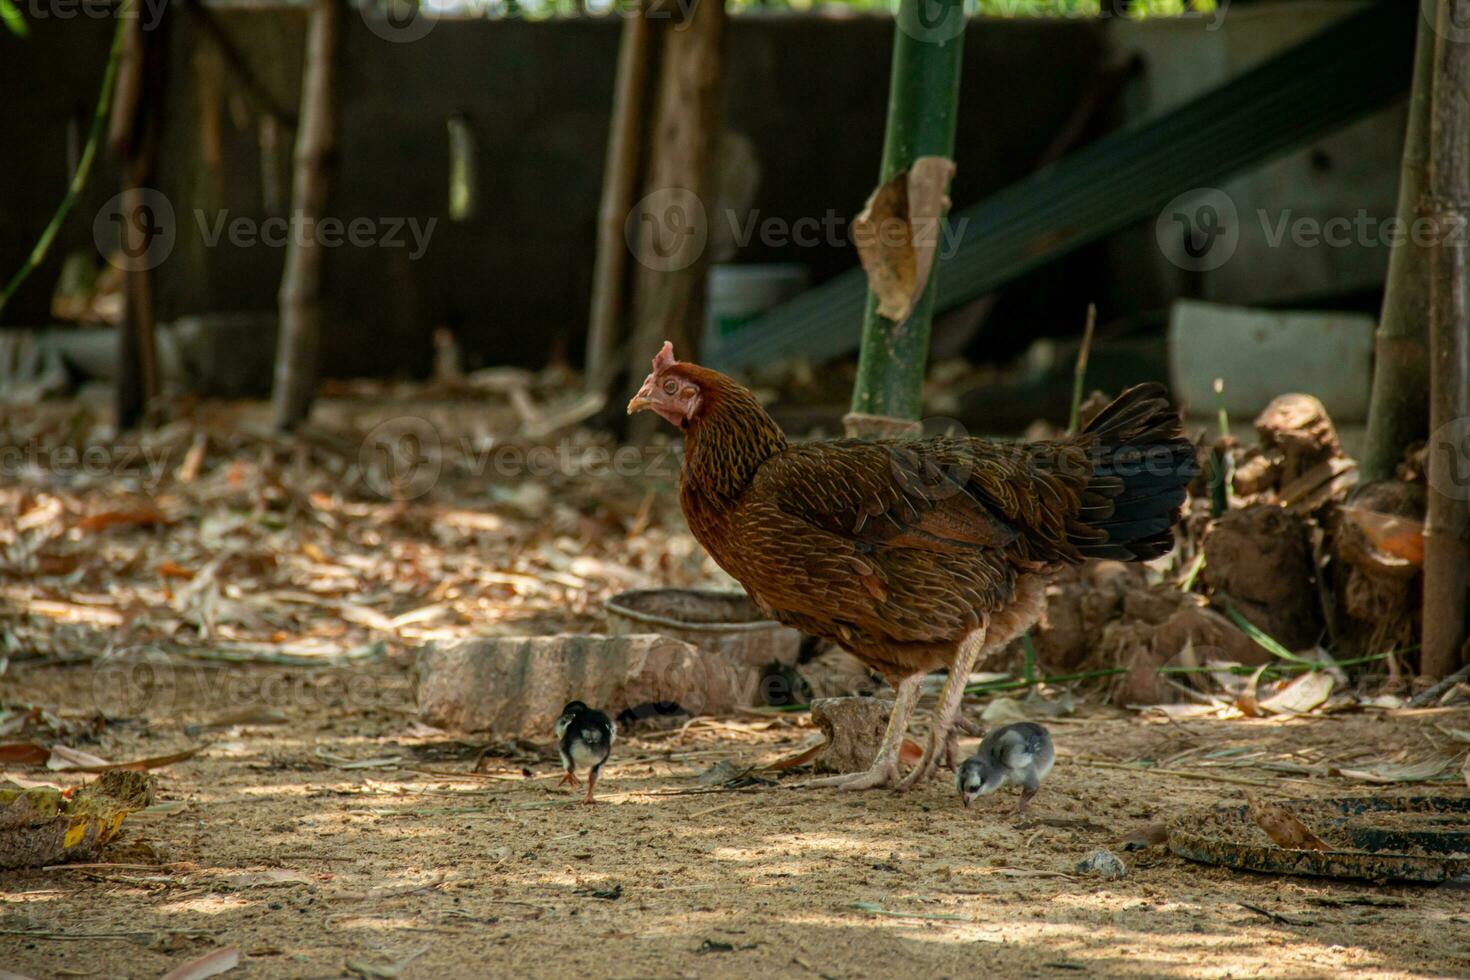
(3, 657, 1468, 980)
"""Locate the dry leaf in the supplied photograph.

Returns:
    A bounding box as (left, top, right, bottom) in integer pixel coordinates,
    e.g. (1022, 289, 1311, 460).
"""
(1245, 792, 1328, 851)
(852, 155, 956, 323)
(49, 745, 203, 773)
(1462, 753, 1469, 789)
(1341, 505, 1424, 565)
(161, 946, 240, 980)
(1334, 757, 1453, 783)
(0, 743, 50, 766)
(899, 738, 924, 766)
(77, 506, 166, 533)
(1119, 821, 1169, 852)
(763, 740, 824, 772)
(1258, 670, 1334, 715)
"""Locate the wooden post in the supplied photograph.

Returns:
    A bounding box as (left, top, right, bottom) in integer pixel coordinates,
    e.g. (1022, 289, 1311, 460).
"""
(585, 5, 653, 396)
(848, 0, 965, 432)
(623, 0, 726, 438)
(1361, 11, 1435, 483)
(271, 0, 342, 432)
(110, 1, 169, 431)
(1421, 0, 1470, 679)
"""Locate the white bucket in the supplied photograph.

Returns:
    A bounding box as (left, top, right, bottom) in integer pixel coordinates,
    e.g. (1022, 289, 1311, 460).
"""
(703, 263, 809, 364)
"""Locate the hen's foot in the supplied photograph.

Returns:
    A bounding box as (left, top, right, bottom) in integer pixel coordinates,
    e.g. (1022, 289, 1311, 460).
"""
(896, 726, 949, 790)
(801, 756, 901, 791)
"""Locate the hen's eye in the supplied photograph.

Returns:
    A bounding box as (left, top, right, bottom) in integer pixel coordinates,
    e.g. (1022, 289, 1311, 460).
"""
(663, 380, 679, 396)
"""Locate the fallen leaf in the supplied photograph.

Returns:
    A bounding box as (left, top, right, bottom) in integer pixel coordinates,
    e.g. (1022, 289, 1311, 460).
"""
(185, 707, 288, 735)
(49, 745, 203, 773)
(1341, 505, 1424, 565)
(899, 737, 924, 765)
(763, 740, 823, 772)
(1119, 821, 1169, 852)
(1334, 757, 1454, 784)
(1246, 792, 1328, 851)
(156, 561, 195, 581)
(1259, 670, 1334, 715)
(981, 698, 1032, 725)
(77, 506, 166, 533)
(1463, 753, 1469, 790)
(0, 743, 50, 766)
(161, 946, 240, 980)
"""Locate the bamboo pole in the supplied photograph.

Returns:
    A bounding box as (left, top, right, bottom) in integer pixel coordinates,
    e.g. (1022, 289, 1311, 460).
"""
(1421, 0, 1470, 679)
(848, 0, 966, 430)
(585, 4, 653, 396)
(1361, 11, 1436, 483)
(272, 0, 343, 432)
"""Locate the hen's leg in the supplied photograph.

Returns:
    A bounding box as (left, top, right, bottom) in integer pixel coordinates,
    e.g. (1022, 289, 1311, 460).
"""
(803, 673, 922, 791)
(898, 628, 985, 790)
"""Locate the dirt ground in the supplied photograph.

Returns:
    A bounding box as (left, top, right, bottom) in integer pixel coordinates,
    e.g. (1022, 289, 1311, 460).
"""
(2, 392, 1469, 978)
(3, 658, 1469, 979)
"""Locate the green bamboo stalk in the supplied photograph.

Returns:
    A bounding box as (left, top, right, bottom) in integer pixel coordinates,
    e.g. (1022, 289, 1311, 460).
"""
(849, 0, 966, 423)
(0, 13, 127, 317)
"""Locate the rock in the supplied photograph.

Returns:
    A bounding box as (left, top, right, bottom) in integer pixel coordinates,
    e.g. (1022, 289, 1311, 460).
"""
(1075, 849, 1127, 880)
(1202, 504, 1321, 651)
(810, 697, 892, 774)
(416, 634, 756, 736)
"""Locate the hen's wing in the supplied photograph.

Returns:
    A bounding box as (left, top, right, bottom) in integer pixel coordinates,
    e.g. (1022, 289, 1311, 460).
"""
(757, 438, 1098, 567)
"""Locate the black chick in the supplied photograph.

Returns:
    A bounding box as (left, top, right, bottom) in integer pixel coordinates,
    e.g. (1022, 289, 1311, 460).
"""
(555, 700, 614, 805)
(955, 721, 1055, 816)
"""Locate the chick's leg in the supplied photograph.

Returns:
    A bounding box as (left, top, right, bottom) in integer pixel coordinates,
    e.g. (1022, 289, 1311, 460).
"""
(560, 770, 580, 789)
(898, 628, 985, 790)
(583, 766, 600, 805)
(803, 673, 922, 791)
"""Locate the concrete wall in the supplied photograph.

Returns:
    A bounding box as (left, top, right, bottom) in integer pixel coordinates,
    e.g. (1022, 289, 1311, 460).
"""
(1, 3, 1405, 381)
(1, 10, 1103, 378)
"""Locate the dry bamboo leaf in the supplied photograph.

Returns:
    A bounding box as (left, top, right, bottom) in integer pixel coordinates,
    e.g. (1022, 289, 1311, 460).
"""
(1258, 670, 1334, 715)
(1334, 757, 1454, 783)
(1462, 753, 1469, 789)
(48, 744, 203, 773)
(1245, 792, 1328, 851)
(763, 740, 823, 772)
(161, 945, 240, 980)
(852, 155, 956, 323)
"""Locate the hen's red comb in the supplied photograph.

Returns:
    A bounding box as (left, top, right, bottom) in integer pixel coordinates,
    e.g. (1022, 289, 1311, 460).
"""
(652, 341, 676, 372)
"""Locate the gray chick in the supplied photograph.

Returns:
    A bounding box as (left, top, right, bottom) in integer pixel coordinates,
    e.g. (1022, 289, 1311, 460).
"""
(955, 722, 1055, 816)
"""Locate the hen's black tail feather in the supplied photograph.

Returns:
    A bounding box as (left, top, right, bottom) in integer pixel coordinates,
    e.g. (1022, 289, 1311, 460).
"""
(1073, 383, 1199, 561)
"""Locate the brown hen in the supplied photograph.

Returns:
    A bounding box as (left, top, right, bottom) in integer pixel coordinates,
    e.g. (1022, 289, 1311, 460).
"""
(629, 342, 1198, 790)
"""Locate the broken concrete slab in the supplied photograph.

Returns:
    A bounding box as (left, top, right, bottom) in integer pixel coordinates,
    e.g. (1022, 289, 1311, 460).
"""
(810, 696, 892, 774)
(416, 633, 757, 737)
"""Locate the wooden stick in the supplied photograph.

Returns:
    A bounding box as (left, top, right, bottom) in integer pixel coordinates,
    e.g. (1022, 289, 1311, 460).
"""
(585, 3, 653, 395)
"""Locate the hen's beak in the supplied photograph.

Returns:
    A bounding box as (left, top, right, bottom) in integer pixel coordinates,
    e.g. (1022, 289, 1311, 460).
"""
(626, 382, 655, 417)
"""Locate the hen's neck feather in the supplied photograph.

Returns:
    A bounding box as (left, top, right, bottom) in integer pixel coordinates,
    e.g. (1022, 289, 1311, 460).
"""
(679, 369, 787, 499)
